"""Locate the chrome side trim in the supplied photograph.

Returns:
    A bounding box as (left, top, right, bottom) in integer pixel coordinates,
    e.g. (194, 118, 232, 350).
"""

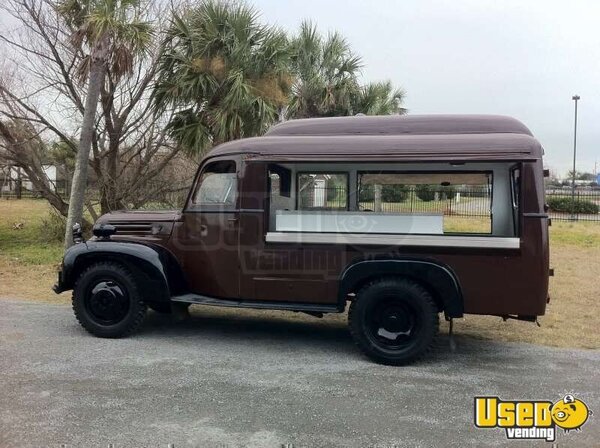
(265, 232, 520, 249)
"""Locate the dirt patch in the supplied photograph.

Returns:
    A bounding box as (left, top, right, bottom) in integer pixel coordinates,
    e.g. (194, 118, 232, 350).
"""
(0, 257, 68, 304)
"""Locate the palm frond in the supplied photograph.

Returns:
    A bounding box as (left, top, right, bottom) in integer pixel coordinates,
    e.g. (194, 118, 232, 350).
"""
(58, 0, 153, 81)
(153, 0, 290, 154)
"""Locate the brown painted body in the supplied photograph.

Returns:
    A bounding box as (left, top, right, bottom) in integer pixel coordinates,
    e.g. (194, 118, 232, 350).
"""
(97, 115, 550, 318)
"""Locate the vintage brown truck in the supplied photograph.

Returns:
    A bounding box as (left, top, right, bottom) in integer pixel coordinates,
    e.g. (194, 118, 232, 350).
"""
(54, 114, 550, 365)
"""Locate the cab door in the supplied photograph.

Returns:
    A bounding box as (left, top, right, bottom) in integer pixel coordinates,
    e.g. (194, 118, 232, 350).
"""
(238, 162, 340, 304)
(173, 157, 241, 299)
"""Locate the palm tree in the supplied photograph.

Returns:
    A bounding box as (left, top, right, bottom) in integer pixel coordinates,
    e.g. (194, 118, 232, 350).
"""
(58, 0, 152, 248)
(154, 0, 292, 155)
(288, 21, 406, 119)
(351, 81, 407, 115)
(288, 21, 362, 118)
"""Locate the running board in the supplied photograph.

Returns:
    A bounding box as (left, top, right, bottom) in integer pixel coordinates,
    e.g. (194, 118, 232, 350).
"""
(171, 294, 341, 314)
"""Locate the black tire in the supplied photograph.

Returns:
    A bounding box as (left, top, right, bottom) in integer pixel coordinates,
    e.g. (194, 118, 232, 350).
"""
(147, 302, 172, 314)
(348, 278, 439, 366)
(72, 261, 147, 338)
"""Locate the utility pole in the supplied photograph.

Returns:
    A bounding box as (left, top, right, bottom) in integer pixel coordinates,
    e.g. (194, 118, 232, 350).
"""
(570, 95, 580, 221)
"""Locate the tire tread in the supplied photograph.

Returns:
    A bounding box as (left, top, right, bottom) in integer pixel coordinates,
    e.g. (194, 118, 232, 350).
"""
(348, 278, 439, 366)
(72, 261, 147, 338)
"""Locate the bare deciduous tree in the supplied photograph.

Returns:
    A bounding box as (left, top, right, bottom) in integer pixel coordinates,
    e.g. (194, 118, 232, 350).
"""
(0, 0, 195, 242)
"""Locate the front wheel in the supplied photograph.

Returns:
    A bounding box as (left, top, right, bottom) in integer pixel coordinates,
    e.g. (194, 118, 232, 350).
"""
(348, 278, 439, 365)
(72, 262, 147, 338)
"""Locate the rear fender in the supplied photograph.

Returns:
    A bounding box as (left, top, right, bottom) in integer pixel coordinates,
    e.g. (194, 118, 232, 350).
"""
(339, 259, 464, 318)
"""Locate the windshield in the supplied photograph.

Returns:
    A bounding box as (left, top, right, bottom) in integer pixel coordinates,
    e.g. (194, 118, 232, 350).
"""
(191, 160, 237, 207)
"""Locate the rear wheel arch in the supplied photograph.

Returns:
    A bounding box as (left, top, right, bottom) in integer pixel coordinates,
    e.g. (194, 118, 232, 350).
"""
(351, 274, 445, 313)
(339, 259, 464, 318)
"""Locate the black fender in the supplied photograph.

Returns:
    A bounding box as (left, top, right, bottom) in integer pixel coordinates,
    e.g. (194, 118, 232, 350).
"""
(54, 240, 187, 304)
(338, 258, 464, 318)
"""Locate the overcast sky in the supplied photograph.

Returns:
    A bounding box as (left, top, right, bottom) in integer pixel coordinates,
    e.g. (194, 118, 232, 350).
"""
(253, 0, 600, 177)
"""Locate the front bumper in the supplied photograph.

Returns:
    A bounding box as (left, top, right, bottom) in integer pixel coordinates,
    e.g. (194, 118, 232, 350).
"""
(53, 271, 65, 294)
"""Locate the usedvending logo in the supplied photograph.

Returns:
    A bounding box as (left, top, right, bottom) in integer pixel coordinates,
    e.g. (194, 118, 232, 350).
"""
(474, 394, 591, 442)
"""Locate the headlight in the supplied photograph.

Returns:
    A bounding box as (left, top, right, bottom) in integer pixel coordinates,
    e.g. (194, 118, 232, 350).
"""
(72, 223, 83, 243)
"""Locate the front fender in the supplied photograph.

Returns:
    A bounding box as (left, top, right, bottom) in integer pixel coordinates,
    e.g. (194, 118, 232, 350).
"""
(54, 240, 185, 303)
(339, 258, 464, 318)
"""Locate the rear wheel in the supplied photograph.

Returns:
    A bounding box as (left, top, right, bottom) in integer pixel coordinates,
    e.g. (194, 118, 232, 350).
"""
(348, 278, 439, 365)
(72, 262, 147, 338)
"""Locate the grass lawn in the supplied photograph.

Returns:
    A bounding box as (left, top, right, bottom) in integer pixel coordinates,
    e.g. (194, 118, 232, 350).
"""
(1, 199, 599, 349)
(0, 200, 64, 305)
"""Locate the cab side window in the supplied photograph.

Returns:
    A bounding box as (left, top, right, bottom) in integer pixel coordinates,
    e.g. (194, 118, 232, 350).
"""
(191, 160, 237, 209)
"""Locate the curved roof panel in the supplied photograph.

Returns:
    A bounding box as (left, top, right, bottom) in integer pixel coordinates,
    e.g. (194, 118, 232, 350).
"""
(265, 114, 533, 137)
(208, 132, 543, 162)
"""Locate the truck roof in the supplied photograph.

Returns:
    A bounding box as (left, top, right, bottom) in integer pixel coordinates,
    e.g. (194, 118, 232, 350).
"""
(208, 115, 543, 162)
(265, 114, 533, 137)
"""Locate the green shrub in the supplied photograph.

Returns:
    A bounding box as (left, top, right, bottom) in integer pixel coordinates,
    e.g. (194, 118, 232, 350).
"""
(359, 185, 408, 203)
(416, 184, 435, 202)
(382, 185, 408, 202)
(359, 184, 374, 202)
(440, 186, 456, 200)
(547, 197, 599, 214)
(326, 186, 337, 202)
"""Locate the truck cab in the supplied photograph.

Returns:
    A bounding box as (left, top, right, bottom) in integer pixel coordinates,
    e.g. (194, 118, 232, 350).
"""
(54, 114, 550, 365)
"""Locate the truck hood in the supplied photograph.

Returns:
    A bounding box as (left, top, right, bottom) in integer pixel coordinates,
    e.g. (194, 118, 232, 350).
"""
(97, 210, 181, 223)
(96, 210, 181, 239)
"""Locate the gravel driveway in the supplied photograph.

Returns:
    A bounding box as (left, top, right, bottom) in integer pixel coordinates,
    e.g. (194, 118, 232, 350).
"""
(1, 299, 598, 447)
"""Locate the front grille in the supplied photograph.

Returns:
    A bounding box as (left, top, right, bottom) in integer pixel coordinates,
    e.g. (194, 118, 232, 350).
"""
(112, 222, 153, 235)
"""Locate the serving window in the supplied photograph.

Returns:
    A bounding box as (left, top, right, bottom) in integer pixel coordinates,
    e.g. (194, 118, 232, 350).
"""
(266, 163, 517, 238)
(357, 171, 492, 234)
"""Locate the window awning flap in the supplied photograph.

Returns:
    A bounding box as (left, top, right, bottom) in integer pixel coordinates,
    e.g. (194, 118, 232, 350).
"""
(359, 172, 491, 186)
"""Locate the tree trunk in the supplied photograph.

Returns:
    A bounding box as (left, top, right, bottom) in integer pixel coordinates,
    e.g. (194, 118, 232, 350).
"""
(374, 184, 382, 212)
(64, 39, 108, 249)
(99, 137, 120, 215)
(15, 167, 22, 199)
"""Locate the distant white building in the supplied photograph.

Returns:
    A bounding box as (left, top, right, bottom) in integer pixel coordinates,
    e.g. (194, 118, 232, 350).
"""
(0, 164, 61, 193)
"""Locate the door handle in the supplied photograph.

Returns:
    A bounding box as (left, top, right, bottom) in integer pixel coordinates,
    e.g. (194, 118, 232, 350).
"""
(200, 224, 208, 236)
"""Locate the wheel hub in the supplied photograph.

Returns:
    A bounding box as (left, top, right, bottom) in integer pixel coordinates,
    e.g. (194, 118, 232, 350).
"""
(368, 299, 418, 346)
(87, 281, 129, 323)
(382, 309, 410, 333)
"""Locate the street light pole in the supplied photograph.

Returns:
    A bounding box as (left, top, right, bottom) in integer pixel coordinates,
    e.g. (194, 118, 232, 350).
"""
(571, 95, 580, 220)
